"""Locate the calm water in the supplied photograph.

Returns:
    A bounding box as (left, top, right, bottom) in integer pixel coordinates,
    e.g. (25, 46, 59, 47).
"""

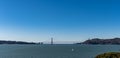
(0, 44, 120, 58)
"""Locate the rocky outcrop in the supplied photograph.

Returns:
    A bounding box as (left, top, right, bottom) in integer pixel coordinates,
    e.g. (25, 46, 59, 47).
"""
(95, 52, 120, 58)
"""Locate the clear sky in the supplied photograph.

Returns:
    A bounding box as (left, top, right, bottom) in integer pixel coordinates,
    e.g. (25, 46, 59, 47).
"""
(0, 0, 120, 44)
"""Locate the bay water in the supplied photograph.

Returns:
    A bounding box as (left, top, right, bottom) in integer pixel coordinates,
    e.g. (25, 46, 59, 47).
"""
(0, 44, 119, 58)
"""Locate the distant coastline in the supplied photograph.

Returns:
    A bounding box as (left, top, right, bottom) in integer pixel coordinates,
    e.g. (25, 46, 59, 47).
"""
(76, 38, 120, 45)
(2, 38, 120, 45)
(0, 40, 43, 44)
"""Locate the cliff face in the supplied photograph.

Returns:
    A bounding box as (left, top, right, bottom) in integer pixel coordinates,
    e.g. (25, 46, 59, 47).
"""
(79, 38, 120, 45)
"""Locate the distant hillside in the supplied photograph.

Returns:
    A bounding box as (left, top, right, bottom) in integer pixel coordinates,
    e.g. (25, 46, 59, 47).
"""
(0, 40, 41, 44)
(77, 38, 120, 45)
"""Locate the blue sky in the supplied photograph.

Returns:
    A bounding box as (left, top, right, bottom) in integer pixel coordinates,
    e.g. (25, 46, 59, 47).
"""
(0, 0, 120, 43)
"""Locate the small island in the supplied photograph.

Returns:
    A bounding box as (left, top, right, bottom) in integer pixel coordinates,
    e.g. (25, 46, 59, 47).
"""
(77, 38, 120, 45)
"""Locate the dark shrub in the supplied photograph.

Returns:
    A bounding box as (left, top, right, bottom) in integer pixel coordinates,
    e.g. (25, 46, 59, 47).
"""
(95, 52, 120, 58)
